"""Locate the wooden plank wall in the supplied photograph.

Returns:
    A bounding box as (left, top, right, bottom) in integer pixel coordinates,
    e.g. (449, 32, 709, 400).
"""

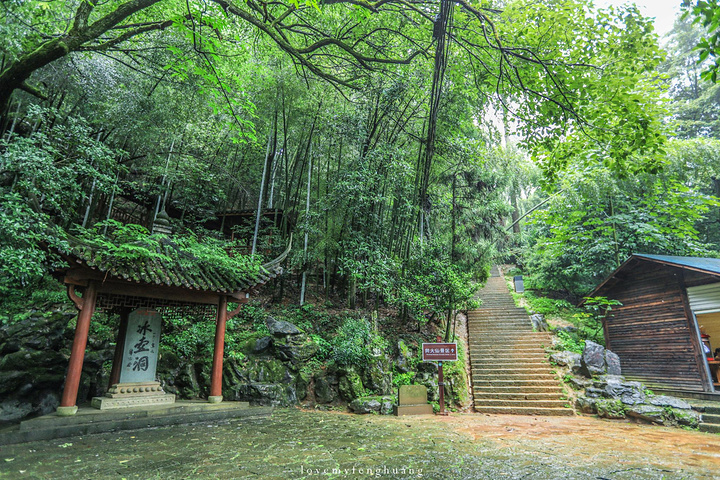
(603, 263, 705, 392)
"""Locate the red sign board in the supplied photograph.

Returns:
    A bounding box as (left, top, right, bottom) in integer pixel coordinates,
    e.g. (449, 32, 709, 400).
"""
(422, 343, 458, 361)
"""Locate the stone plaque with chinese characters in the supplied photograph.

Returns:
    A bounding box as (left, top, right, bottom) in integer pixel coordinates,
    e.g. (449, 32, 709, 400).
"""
(119, 308, 161, 383)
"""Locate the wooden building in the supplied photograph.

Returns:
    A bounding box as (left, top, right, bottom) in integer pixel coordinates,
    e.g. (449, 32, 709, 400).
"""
(588, 254, 720, 395)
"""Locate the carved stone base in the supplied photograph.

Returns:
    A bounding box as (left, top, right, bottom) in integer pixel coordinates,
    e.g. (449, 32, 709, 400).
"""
(91, 382, 175, 410)
(106, 382, 165, 397)
(91, 394, 176, 410)
(55, 406, 78, 416)
(393, 404, 434, 416)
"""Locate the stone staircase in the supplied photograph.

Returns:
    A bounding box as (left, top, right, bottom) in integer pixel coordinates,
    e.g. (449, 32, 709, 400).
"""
(468, 269, 572, 416)
(691, 402, 720, 433)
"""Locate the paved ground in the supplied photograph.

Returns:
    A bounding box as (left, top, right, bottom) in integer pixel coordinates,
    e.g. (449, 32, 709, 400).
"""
(1, 408, 719, 479)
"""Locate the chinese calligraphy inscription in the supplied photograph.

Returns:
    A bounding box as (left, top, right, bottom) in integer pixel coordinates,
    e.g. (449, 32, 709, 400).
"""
(119, 308, 161, 383)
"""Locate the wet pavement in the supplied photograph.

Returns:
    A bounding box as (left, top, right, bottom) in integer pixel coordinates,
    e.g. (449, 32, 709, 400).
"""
(1, 408, 719, 479)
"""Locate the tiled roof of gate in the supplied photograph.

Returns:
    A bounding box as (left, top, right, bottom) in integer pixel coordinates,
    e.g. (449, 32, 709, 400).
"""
(63, 236, 290, 294)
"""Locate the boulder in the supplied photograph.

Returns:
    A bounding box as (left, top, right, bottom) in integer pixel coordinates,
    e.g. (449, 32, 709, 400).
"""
(584, 387, 604, 398)
(671, 408, 700, 427)
(604, 381, 645, 406)
(338, 368, 364, 401)
(595, 374, 625, 384)
(566, 376, 592, 390)
(253, 336, 273, 353)
(0, 398, 33, 424)
(273, 335, 318, 364)
(648, 395, 692, 410)
(349, 398, 381, 414)
(575, 396, 596, 414)
(530, 314, 549, 332)
(362, 355, 393, 395)
(595, 398, 625, 419)
(396, 340, 415, 373)
(230, 383, 298, 406)
(626, 405, 665, 424)
(380, 399, 394, 415)
(605, 350, 622, 376)
(580, 340, 606, 377)
(550, 351, 581, 369)
(265, 316, 301, 336)
(314, 375, 337, 404)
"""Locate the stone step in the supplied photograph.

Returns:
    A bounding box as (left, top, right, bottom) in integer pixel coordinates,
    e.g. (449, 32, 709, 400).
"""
(0, 403, 273, 446)
(470, 361, 551, 369)
(475, 307, 520, 310)
(468, 343, 549, 349)
(473, 379, 561, 387)
(467, 336, 551, 342)
(474, 308, 523, 312)
(701, 405, 720, 415)
(467, 319, 531, 323)
(475, 399, 569, 408)
(472, 366, 555, 373)
(468, 328, 534, 332)
(474, 405, 574, 416)
(468, 331, 550, 337)
(469, 348, 548, 354)
(468, 323, 529, 326)
(468, 347, 549, 353)
(473, 392, 564, 401)
(469, 337, 550, 342)
(469, 355, 549, 362)
(468, 323, 530, 326)
(701, 413, 720, 424)
(468, 348, 548, 355)
(471, 367, 554, 375)
(469, 340, 549, 345)
(473, 386, 564, 395)
(468, 319, 532, 326)
(699, 423, 720, 433)
(473, 374, 559, 382)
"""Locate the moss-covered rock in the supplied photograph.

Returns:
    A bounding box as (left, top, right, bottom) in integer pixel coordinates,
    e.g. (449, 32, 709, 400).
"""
(362, 354, 392, 395)
(338, 368, 365, 401)
(626, 405, 665, 424)
(314, 374, 337, 404)
(671, 408, 700, 428)
(273, 334, 319, 364)
(595, 398, 625, 419)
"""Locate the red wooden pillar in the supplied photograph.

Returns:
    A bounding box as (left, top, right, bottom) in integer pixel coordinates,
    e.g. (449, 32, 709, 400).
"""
(209, 295, 228, 403)
(58, 282, 98, 416)
(108, 308, 130, 387)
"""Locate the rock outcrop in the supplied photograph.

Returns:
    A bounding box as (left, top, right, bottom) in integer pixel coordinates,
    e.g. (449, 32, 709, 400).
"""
(561, 341, 700, 428)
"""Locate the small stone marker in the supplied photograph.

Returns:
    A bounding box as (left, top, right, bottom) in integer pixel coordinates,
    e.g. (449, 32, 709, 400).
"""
(393, 385, 433, 416)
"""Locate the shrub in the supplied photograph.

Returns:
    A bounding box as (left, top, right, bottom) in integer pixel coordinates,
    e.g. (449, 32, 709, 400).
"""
(332, 317, 387, 367)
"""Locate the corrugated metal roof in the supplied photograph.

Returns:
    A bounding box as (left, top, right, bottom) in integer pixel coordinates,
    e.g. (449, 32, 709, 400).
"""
(584, 253, 720, 302)
(687, 283, 720, 313)
(633, 254, 720, 276)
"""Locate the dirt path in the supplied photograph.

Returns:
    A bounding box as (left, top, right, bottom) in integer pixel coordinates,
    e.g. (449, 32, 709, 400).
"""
(1, 409, 718, 479)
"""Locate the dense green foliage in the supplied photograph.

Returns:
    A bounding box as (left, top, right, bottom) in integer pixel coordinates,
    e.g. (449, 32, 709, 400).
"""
(3, 0, 720, 400)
